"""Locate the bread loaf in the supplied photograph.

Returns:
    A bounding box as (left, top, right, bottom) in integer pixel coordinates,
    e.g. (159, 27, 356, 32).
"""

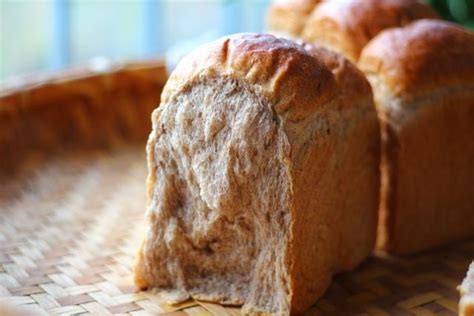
(302, 0, 439, 62)
(134, 33, 380, 315)
(459, 262, 474, 316)
(359, 20, 474, 255)
(266, 0, 321, 39)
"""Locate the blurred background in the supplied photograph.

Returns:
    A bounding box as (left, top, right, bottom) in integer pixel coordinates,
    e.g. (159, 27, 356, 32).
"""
(0, 0, 473, 82)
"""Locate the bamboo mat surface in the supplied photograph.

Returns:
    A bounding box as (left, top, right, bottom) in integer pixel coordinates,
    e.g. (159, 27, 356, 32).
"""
(0, 147, 472, 315)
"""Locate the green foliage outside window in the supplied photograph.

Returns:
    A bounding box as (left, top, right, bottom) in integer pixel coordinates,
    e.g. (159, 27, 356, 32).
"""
(423, 0, 474, 29)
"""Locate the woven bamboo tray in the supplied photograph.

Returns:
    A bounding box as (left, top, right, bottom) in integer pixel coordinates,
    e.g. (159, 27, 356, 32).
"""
(0, 60, 472, 316)
(0, 148, 472, 316)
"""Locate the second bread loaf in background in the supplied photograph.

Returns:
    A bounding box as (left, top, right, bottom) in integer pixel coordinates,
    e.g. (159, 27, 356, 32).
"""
(359, 19, 474, 255)
(302, 0, 439, 62)
(266, 0, 321, 39)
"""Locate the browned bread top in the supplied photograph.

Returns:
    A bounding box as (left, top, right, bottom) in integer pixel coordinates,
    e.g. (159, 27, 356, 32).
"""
(271, 0, 319, 13)
(359, 19, 474, 98)
(303, 0, 438, 62)
(301, 42, 372, 99)
(266, 0, 321, 37)
(163, 33, 373, 123)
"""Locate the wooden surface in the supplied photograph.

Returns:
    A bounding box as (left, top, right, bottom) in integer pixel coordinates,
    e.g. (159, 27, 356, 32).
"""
(0, 147, 471, 315)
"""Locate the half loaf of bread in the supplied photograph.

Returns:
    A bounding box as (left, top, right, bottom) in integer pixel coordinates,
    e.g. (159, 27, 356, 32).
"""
(134, 33, 380, 315)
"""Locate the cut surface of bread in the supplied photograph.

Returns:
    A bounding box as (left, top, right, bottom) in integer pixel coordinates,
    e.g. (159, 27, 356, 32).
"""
(359, 20, 474, 255)
(135, 33, 380, 315)
(460, 262, 474, 316)
(302, 0, 439, 62)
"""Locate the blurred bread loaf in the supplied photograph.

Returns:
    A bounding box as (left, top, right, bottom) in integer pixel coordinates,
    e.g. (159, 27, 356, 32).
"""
(266, 0, 321, 39)
(359, 20, 474, 254)
(302, 0, 439, 62)
(134, 33, 380, 315)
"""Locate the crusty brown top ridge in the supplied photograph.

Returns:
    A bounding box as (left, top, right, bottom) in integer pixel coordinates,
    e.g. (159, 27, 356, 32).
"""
(163, 33, 372, 122)
(359, 19, 474, 98)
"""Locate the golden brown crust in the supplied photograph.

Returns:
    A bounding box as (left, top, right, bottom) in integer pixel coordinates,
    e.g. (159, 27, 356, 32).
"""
(288, 43, 379, 314)
(301, 42, 372, 100)
(0, 60, 167, 174)
(359, 19, 474, 98)
(378, 90, 474, 255)
(362, 19, 474, 255)
(302, 0, 439, 62)
(163, 33, 338, 122)
(266, 0, 321, 37)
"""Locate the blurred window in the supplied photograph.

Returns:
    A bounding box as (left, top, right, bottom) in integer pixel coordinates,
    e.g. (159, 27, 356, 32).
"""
(0, 0, 472, 81)
(0, 0, 269, 80)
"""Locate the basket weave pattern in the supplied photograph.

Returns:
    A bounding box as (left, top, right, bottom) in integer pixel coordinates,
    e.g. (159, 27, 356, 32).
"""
(0, 149, 471, 315)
